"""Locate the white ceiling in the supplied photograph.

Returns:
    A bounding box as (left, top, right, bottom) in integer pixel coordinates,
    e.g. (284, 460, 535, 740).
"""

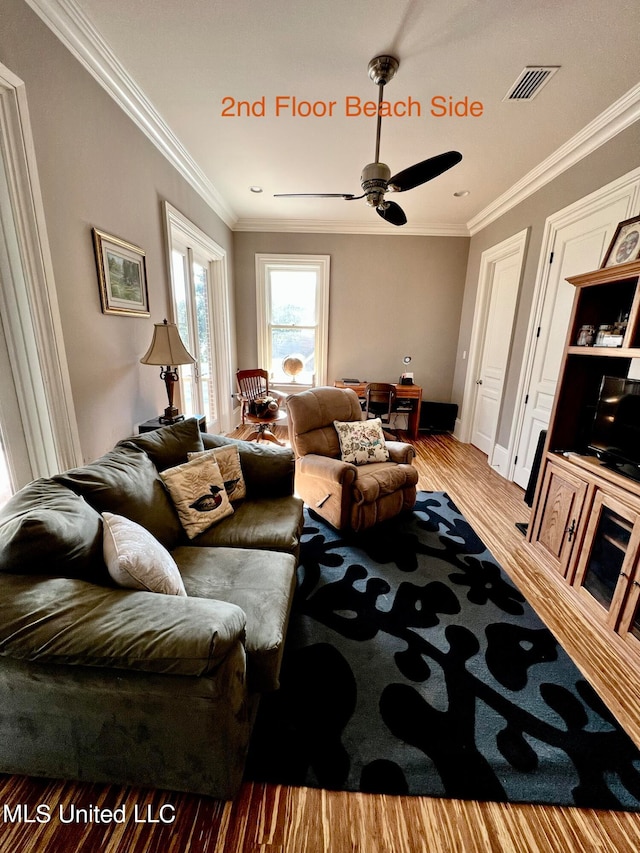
(31, 0, 640, 235)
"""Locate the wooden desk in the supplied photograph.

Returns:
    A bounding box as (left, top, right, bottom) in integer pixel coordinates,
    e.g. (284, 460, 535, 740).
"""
(334, 381, 423, 439)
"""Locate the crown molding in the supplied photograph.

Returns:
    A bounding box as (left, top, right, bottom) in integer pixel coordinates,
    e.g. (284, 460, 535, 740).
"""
(233, 217, 470, 236)
(25, 0, 640, 241)
(467, 81, 640, 236)
(25, 0, 237, 229)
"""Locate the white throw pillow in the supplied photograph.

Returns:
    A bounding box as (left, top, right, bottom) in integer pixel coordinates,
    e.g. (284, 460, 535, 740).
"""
(160, 454, 234, 539)
(333, 418, 390, 465)
(102, 512, 187, 596)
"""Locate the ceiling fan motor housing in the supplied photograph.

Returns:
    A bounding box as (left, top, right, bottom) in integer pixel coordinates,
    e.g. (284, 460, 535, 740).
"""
(367, 55, 399, 86)
(361, 161, 390, 206)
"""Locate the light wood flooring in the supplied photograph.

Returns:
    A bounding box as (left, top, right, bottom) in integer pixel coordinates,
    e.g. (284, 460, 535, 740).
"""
(1, 429, 640, 852)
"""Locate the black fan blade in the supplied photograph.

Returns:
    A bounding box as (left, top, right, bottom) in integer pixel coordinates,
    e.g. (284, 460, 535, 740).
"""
(388, 151, 462, 192)
(274, 192, 360, 199)
(377, 201, 407, 226)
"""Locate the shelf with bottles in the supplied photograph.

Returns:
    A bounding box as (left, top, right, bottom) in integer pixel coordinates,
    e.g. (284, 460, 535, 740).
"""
(567, 260, 640, 352)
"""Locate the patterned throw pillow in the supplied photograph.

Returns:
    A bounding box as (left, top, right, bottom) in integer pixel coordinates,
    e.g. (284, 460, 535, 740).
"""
(333, 418, 390, 465)
(187, 445, 247, 502)
(160, 455, 234, 539)
(102, 512, 187, 596)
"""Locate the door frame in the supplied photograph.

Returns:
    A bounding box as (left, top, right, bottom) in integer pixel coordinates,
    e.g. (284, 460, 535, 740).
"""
(0, 63, 81, 483)
(458, 228, 529, 463)
(506, 167, 640, 481)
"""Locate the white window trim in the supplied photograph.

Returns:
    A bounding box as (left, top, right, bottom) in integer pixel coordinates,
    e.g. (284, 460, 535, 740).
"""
(255, 254, 330, 389)
(163, 202, 235, 434)
(0, 64, 81, 480)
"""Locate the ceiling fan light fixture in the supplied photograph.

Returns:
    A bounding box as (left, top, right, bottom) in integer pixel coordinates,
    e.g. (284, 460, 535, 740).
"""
(361, 162, 390, 206)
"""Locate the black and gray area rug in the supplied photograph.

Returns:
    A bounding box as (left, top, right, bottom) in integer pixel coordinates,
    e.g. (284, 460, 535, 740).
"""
(247, 492, 640, 809)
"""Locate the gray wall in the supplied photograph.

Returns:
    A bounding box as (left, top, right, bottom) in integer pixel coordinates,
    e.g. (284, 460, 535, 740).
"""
(453, 120, 640, 448)
(0, 0, 234, 462)
(234, 231, 469, 400)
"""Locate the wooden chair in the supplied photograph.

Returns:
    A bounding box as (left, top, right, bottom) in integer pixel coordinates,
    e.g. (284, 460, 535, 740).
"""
(236, 369, 286, 444)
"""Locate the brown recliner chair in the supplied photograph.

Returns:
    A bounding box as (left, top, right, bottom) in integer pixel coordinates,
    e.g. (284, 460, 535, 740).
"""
(286, 386, 418, 532)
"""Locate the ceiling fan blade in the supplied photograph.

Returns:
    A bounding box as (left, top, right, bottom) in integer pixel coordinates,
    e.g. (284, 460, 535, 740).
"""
(377, 201, 407, 227)
(388, 151, 462, 192)
(274, 192, 360, 199)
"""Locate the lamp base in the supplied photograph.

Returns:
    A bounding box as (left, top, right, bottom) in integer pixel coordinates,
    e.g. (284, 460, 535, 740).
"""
(159, 405, 184, 425)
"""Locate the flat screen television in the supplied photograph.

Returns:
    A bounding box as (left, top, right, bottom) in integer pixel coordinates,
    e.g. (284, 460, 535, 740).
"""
(588, 375, 640, 482)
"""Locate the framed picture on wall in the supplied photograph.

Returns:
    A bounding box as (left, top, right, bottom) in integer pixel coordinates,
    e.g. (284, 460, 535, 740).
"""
(601, 216, 640, 268)
(92, 228, 150, 316)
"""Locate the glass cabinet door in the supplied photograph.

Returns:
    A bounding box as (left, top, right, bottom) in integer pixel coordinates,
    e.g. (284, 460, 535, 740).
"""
(620, 592, 640, 647)
(573, 491, 640, 628)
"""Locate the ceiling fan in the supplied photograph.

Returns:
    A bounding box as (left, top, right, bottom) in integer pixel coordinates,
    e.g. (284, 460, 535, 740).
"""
(274, 55, 462, 226)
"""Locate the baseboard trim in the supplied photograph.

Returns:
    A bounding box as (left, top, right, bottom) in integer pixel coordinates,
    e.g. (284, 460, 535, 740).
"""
(489, 444, 510, 478)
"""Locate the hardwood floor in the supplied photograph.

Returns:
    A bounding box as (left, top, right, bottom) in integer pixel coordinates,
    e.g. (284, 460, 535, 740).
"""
(1, 430, 639, 852)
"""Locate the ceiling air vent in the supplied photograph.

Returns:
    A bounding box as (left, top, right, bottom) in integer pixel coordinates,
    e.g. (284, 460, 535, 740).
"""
(504, 66, 560, 101)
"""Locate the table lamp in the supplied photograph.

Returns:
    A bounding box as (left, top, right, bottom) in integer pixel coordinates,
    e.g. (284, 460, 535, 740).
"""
(140, 319, 196, 423)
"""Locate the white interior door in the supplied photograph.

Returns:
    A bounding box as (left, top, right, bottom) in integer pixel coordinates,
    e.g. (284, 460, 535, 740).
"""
(512, 198, 634, 488)
(470, 253, 521, 454)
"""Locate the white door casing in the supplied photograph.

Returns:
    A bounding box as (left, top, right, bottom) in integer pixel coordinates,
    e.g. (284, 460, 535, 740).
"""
(459, 228, 529, 462)
(0, 63, 81, 485)
(509, 169, 640, 489)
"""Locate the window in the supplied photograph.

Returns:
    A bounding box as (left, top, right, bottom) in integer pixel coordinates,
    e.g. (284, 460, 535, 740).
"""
(165, 203, 234, 434)
(170, 243, 216, 424)
(256, 255, 330, 387)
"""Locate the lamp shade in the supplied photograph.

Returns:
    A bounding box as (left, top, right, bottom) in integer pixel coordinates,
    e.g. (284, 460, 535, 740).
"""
(140, 319, 195, 366)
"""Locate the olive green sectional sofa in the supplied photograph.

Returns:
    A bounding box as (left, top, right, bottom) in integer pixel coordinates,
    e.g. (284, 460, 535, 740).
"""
(0, 418, 304, 799)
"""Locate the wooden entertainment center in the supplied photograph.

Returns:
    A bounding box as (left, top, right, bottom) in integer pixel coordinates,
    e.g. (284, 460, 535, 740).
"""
(526, 258, 640, 686)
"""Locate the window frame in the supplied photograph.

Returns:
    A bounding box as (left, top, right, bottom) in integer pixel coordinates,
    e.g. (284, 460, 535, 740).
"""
(255, 254, 330, 390)
(164, 202, 234, 434)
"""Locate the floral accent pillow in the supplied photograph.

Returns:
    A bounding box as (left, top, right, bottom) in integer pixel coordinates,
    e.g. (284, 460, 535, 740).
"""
(102, 512, 187, 596)
(333, 418, 390, 465)
(160, 455, 234, 539)
(187, 445, 247, 502)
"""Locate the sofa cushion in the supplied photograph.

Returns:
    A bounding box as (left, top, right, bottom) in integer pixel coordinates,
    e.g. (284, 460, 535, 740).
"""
(0, 573, 245, 676)
(188, 445, 247, 502)
(0, 479, 104, 579)
(190, 495, 304, 557)
(102, 512, 187, 596)
(160, 455, 234, 539)
(201, 433, 295, 498)
(175, 545, 296, 691)
(119, 417, 204, 471)
(334, 418, 390, 465)
(53, 445, 182, 551)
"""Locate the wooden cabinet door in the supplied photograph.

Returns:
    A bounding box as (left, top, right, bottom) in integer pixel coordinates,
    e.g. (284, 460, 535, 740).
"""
(533, 460, 588, 576)
(572, 491, 640, 629)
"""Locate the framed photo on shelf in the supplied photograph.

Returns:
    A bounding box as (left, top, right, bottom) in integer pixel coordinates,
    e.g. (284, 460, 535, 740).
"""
(601, 216, 640, 268)
(92, 228, 150, 316)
